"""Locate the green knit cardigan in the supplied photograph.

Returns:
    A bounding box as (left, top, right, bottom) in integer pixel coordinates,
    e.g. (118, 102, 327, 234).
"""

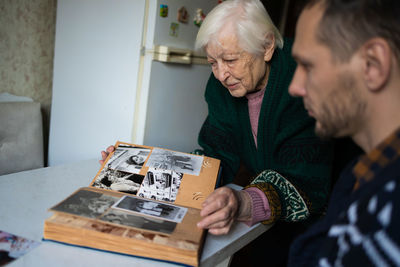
(197, 39, 334, 224)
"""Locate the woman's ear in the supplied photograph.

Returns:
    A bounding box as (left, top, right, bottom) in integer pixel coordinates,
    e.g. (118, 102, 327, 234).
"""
(264, 33, 276, 62)
(362, 37, 391, 92)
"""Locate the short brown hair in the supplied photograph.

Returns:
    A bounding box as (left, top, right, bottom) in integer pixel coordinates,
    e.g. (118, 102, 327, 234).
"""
(305, 0, 400, 63)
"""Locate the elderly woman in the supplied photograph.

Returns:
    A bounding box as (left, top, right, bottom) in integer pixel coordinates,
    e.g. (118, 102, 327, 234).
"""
(194, 0, 336, 265)
(196, 0, 332, 226)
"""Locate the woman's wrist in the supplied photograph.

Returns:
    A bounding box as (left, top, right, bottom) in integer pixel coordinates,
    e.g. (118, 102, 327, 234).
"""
(235, 190, 253, 221)
(242, 187, 272, 225)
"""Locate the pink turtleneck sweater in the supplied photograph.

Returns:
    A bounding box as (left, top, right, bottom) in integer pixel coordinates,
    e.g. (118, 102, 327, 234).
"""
(245, 87, 266, 147)
(242, 88, 271, 225)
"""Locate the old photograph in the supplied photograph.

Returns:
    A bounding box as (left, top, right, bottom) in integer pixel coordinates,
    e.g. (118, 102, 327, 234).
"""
(107, 145, 151, 174)
(0, 231, 41, 266)
(99, 209, 176, 234)
(113, 195, 187, 223)
(50, 189, 119, 219)
(137, 168, 183, 202)
(91, 168, 145, 195)
(145, 148, 203, 176)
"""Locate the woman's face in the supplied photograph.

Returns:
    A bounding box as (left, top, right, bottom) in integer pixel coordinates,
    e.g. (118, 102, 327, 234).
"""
(131, 155, 145, 165)
(205, 31, 272, 98)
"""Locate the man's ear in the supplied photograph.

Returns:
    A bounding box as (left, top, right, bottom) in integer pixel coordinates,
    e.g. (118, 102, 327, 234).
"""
(264, 33, 276, 62)
(362, 38, 391, 92)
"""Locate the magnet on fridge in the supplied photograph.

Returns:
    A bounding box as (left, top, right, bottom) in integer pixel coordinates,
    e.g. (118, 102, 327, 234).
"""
(177, 6, 188, 23)
(169, 22, 179, 37)
(194, 8, 206, 27)
(160, 4, 168, 17)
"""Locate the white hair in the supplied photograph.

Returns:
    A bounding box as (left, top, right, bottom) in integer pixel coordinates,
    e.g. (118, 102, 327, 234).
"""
(195, 0, 284, 55)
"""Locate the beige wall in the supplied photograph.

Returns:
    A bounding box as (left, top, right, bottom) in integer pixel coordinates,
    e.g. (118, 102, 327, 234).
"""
(0, 0, 57, 165)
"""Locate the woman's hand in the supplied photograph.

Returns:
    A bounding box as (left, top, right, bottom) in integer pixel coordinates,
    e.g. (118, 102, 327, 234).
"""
(197, 187, 252, 235)
(99, 145, 115, 164)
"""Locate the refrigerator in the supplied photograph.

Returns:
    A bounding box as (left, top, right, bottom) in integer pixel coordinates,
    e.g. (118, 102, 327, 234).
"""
(48, 0, 218, 166)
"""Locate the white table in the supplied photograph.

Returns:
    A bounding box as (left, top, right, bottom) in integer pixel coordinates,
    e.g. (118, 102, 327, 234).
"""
(0, 159, 270, 267)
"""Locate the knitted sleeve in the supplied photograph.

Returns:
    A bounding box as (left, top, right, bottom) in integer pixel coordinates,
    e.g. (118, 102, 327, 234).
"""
(248, 99, 334, 224)
(245, 170, 311, 224)
(245, 131, 334, 224)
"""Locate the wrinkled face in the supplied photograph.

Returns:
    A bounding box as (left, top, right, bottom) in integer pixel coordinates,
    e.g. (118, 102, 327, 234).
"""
(289, 4, 365, 139)
(205, 30, 269, 98)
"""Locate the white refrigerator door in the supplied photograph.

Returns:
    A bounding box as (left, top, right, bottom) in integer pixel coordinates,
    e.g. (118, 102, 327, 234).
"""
(48, 0, 146, 166)
(142, 62, 210, 153)
(151, 0, 217, 50)
(133, 0, 217, 152)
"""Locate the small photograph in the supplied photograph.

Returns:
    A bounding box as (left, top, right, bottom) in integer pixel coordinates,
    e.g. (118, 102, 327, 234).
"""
(50, 189, 119, 219)
(113, 195, 187, 223)
(137, 168, 183, 202)
(99, 209, 176, 235)
(107, 145, 151, 174)
(92, 168, 145, 195)
(0, 231, 40, 266)
(146, 148, 203, 176)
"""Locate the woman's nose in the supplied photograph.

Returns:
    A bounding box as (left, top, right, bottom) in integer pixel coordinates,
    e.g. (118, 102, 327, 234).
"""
(215, 62, 229, 82)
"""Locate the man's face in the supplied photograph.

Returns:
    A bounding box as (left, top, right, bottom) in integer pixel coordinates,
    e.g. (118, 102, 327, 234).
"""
(289, 4, 366, 139)
(205, 27, 269, 98)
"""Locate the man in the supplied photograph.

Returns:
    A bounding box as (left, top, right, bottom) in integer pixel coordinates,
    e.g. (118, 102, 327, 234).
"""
(288, 0, 400, 265)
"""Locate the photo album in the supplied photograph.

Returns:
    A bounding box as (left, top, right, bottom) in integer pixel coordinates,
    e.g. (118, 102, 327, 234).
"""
(43, 141, 221, 267)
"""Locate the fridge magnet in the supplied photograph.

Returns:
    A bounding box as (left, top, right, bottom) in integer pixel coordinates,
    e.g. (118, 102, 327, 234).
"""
(160, 4, 168, 17)
(177, 6, 188, 23)
(169, 22, 179, 37)
(193, 8, 206, 27)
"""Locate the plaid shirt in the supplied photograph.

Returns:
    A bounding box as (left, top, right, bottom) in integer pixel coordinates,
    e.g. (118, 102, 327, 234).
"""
(353, 128, 400, 190)
(288, 127, 400, 267)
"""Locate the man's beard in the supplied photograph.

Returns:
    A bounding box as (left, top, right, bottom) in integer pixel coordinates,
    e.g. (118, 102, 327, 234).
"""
(314, 73, 366, 139)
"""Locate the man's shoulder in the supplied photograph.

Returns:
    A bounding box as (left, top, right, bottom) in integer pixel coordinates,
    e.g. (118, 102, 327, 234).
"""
(316, 176, 400, 265)
(347, 175, 400, 229)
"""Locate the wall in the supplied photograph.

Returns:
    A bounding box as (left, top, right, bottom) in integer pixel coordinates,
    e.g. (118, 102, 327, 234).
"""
(0, 0, 57, 165)
(0, 0, 299, 167)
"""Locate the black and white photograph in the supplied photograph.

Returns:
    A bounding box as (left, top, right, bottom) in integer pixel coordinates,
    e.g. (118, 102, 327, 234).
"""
(113, 195, 187, 223)
(91, 168, 145, 195)
(99, 209, 176, 234)
(145, 148, 203, 176)
(107, 145, 151, 174)
(50, 189, 119, 219)
(137, 168, 183, 202)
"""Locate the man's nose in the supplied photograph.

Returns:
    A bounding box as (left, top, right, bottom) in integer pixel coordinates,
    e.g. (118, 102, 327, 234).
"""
(289, 68, 307, 97)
